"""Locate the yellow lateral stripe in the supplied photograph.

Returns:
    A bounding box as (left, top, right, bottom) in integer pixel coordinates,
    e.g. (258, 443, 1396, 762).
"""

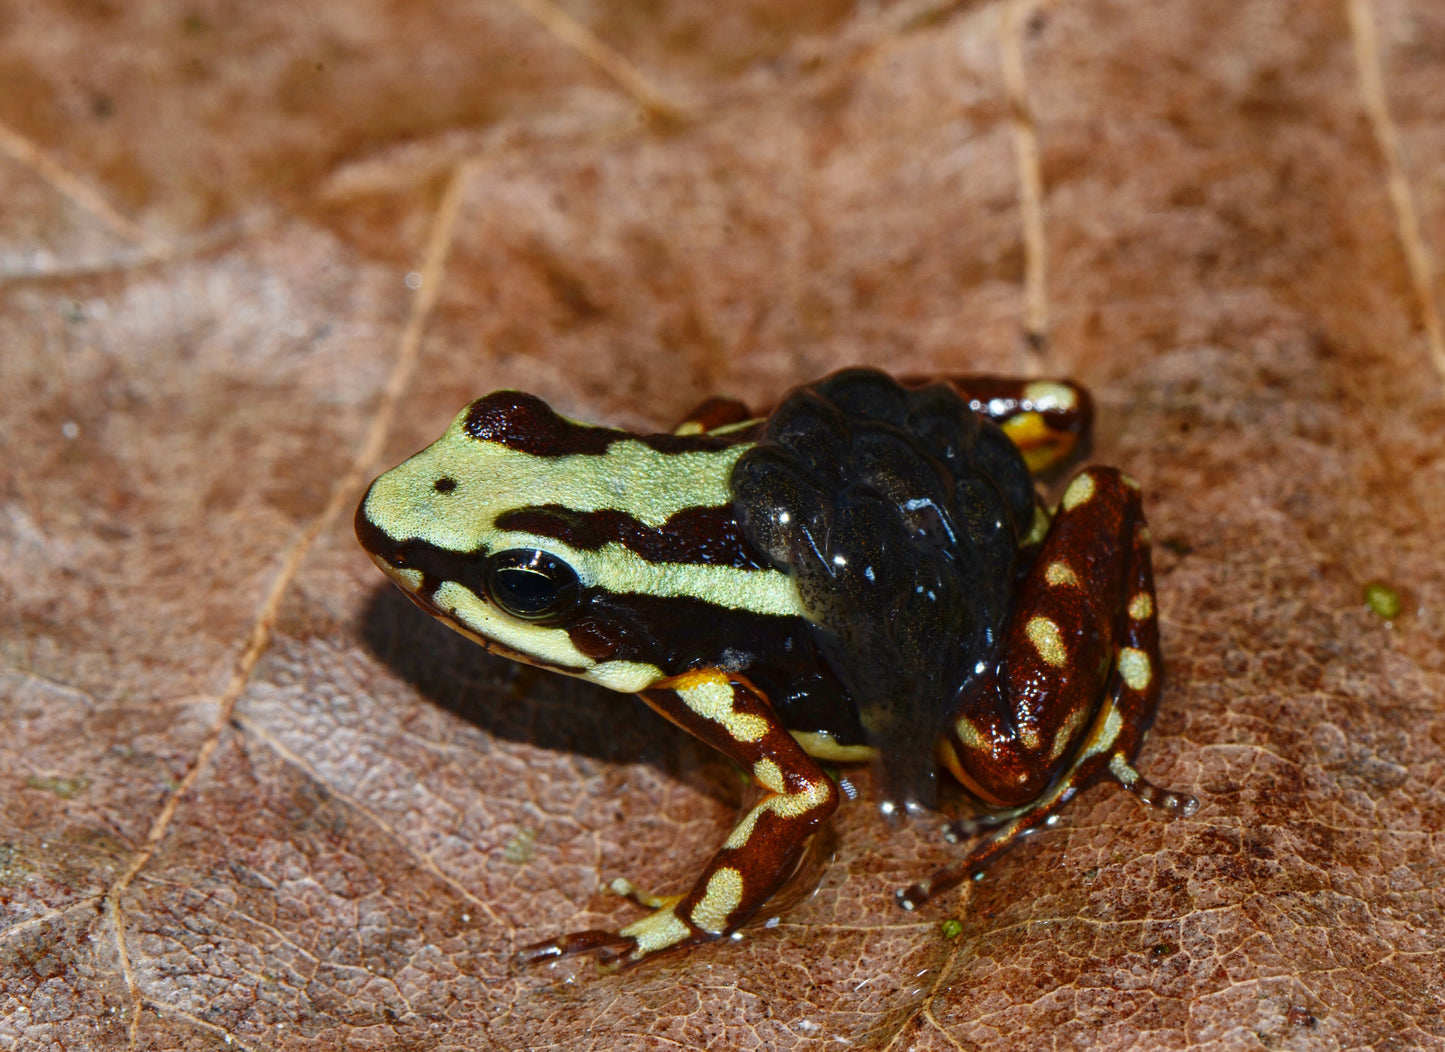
(484, 533, 801, 617)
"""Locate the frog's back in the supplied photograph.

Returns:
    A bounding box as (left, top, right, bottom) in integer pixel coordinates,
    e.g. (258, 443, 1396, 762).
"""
(731, 369, 1037, 812)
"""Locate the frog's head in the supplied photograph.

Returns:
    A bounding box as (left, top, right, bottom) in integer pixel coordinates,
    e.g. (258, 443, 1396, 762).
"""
(356, 391, 800, 693)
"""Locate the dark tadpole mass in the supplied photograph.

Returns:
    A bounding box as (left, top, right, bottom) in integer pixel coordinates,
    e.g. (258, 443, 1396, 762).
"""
(730, 368, 1035, 814)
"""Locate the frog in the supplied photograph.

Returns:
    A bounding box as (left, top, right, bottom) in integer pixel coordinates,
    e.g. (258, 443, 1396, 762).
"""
(355, 367, 1196, 966)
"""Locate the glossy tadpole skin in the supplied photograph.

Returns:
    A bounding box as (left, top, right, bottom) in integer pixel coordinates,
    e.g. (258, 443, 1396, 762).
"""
(355, 367, 1196, 967)
(731, 371, 1036, 819)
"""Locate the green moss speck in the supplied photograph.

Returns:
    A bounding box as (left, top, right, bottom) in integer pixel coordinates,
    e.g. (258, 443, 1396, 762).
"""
(25, 775, 91, 800)
(1364, 583, 1401, 620)
(503, 826, 537, 865)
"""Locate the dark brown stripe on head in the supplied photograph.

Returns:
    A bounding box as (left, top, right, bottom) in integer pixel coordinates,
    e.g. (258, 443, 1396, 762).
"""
(496, 504, 773, 570)
(463, 391, 755, 457)
(464, 392, 622, 455)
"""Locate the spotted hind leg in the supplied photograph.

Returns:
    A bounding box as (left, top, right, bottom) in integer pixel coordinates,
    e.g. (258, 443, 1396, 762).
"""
(901, 467, 1197, 910)
(515, 669, 839, 967)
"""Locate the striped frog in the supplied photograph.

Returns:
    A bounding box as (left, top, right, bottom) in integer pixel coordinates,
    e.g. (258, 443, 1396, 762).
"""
(355, 368, 1195, 965)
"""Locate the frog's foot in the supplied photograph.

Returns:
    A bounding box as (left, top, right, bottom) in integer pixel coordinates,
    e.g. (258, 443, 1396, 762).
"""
(514, 901, 728, 969)
(512, 880, 691, 968)
(1107, 755, 1200, 817)
(894, 808, 1047, 912)
(513, 929, 638, 968)
(897, 751, 1199, 912)
(939, 805, 1028, 845)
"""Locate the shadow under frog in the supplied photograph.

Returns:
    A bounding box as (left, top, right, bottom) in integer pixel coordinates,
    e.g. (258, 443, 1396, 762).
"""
(357, 584, 743, 803)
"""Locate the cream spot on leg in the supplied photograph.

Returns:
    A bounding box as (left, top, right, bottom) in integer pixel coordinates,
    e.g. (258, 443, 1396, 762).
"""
(725, 776, 833, 852)
(1026, 616, 1068, 667)
(1023, 381, 1079, 413)
(765, 778, 833, 819)
(1024, 504, 1050, 547)
(689, 866, 744, 934)
(1118, 647, 1153, 691)
(1049, 706, 1088, 761)
(954, 716, 986, 749)
(1108, 754, 1140, 786)
(1061, 473, 1095, 511)
(1045, 561, 1080, 587)
(752, 758, 785, 794)
(620, 906, 692, 956)
(722, 809, 762, 850)
(1081, 700, 1123, 759)
(676, 675, 770, 743)
(1128, 592, 1154, 620)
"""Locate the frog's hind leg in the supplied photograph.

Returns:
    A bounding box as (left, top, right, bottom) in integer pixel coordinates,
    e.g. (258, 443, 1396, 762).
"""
(671, 396, 755, 435)
(899, 467, 1196, 910)
(516, 669, 839, 967)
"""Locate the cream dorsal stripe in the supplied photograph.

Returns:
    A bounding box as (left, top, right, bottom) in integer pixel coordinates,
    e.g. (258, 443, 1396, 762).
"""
(360, 397, 803, 618)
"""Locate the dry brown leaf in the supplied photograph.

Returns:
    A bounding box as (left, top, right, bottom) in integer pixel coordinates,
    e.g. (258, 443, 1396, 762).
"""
(3, 0, 1444, 1049)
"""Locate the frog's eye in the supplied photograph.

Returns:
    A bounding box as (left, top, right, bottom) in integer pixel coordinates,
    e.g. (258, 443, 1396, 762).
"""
(484, 549, 582, 622)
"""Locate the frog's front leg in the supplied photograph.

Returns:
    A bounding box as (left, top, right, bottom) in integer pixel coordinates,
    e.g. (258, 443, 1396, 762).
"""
(938, 375, 1094, 473)
(902, 466, 1196, 909)
(516, 669, 839, 966)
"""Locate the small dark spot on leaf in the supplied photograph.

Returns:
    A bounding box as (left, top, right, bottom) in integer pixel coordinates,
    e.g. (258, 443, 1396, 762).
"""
(1151, 942, 1176, 958)
(1161, 536, 1193, 557)
(1287, 1005, 1316, 1027)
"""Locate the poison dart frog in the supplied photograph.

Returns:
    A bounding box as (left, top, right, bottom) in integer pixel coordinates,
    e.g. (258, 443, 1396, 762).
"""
(355, 368, 1196, 966)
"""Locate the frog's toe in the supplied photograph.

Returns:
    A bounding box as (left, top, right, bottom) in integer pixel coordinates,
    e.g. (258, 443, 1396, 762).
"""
(514, 902, 719, 969)
(512, 929, 638, 969)
(1107, 755, 1200, 817)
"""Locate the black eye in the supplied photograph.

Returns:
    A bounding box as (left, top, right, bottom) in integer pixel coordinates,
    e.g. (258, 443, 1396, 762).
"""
(484, 549, 582, 622)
